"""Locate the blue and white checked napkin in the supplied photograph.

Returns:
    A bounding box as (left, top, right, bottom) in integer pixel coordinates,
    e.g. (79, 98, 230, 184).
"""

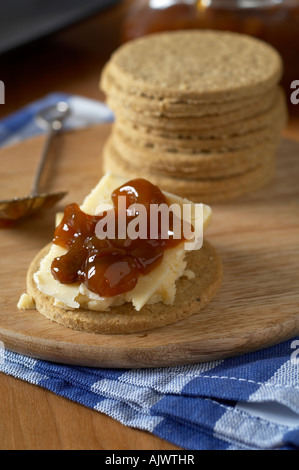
(0, 93, 114, 148)
(1, 94, 299, 450)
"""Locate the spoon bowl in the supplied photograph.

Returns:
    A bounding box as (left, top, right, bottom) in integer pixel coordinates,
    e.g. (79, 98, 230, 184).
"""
(0, 192, 67, 222)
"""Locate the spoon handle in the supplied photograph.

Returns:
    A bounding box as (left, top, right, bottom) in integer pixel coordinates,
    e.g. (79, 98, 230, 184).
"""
(30, 123, 59, 197)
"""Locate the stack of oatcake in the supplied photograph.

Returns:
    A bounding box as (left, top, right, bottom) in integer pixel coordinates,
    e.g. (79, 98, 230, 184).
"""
(100, 30, 287, 202)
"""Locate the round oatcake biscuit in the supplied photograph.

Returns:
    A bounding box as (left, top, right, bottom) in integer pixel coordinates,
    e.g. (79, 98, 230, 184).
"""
(110, 88, 286, 133)
(106, 87, 278, 130)
(101, 30, 283, 101)
(103, 73, 278, 118)
(103, 137, 275, 192)
(116, 93, 288, 139)
(111, 89, 287, 139)
(111, 126, 279, 179)
(27, 242, 222, 335)
(103, 140, 275, 202)
(115, 118, 282, 154)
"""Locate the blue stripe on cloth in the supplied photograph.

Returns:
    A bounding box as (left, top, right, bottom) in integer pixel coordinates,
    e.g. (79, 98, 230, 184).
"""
(0, 93, 70, 146)
(282, 429, 299, 449)
(0, 94, 299, 450)
(153, 415, 231, 450)
(181, 341, 291, 402)
(0, 93, 114, 148)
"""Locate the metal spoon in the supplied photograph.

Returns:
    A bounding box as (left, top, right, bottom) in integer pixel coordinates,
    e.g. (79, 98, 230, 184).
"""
(0, 101, 70, 223)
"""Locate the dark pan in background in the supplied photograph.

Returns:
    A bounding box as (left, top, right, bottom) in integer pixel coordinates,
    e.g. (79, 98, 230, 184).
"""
(0, 0, 121, 54)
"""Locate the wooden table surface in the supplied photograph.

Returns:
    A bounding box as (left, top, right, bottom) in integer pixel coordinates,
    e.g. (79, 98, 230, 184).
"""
(0, 0, 298, 450)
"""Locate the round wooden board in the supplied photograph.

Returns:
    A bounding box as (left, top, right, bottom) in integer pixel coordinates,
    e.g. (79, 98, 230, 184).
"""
(0, 124, 299, 368)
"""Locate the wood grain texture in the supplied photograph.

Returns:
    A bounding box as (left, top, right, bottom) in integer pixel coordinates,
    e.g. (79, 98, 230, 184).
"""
(0, 124, 299, 369)
(0, 374, 178, 450)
